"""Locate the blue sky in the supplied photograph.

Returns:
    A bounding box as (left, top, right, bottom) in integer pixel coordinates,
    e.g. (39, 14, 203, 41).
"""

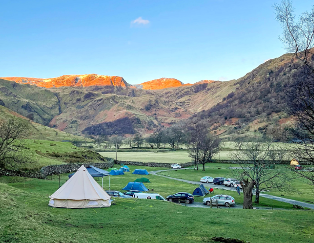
(0, 0, 313, 84)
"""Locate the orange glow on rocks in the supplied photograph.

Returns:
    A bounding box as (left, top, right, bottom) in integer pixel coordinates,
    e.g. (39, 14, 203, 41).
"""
(140, 78, 183, 90)
(1, 74, 128, 88)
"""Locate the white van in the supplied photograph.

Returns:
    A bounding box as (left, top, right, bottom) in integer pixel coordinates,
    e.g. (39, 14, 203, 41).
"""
(133, 193, 166, 201)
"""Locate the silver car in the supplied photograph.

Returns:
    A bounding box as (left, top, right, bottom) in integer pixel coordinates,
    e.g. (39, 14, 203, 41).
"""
(203, 194, 235, 207)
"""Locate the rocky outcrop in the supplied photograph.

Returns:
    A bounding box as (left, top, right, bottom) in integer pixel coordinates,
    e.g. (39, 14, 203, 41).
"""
(1, 74, 128, 88)
(140, 78, 183, 90)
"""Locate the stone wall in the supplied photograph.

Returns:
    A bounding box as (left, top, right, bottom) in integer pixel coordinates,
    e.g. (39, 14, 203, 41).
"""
(0, 161, 114, 179)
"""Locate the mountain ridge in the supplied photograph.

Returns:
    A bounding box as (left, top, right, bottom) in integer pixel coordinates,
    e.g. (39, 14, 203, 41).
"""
(1, 75, 218, 90)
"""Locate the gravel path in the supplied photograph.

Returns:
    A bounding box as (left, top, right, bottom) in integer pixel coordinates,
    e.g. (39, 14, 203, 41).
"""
(150, 169, 314, 210)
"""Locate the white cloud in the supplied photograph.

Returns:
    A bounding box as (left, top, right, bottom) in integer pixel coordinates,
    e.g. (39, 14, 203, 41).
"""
(131, 17, 150, 25)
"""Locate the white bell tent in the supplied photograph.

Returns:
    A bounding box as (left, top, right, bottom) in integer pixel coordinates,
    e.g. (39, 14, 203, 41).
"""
(49, 165, 111, 208)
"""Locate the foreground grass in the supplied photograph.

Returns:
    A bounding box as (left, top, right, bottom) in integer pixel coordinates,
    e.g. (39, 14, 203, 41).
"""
(1, 167, 314, 243)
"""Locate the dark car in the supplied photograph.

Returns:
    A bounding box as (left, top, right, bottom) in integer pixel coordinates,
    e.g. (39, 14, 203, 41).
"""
(166, 192, 194, 204)
(106, 190, 133, 198)
(124, 190, 140, 197)
(213, 177, 225, 185)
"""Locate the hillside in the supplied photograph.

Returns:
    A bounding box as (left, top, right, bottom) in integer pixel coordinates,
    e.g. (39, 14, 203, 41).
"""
(190, 51, 310, 140)
(0, 105, 85, 142)
(0, 50, 309, 139)
(0, 76, 237, 136)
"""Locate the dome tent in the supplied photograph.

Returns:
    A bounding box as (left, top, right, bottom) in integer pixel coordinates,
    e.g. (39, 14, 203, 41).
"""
(134, 177, 150, 183)
(110, 170, 124, 176)
(132, 169, 149, 175)
(193, 184, 209, 196)
(49, 165, 111, 208)
(122, 182, 149, 192)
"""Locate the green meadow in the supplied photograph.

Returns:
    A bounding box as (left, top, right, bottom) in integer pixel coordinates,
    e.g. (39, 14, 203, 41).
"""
(1, 165, 314, 243)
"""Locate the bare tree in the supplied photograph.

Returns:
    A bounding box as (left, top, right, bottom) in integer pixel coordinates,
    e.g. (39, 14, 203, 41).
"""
(148, 127, 164, 149)
(185, 121, 220, 171)
(275, 0, 314, 71)
(185, 122, 207, 170)
(275, 0, 314, 184)
(111, 136, 123, 149)
(198, 133, 220, 171)
(133, 133, 143, 148)
(0, 118, 32, 170)
(232, 139, 289, 204)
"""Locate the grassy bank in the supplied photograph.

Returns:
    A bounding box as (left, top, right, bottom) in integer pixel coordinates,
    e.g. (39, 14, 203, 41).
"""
(6, 139, 108, 170)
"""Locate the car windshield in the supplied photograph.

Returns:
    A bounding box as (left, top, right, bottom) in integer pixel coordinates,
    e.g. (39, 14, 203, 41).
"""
(118, 192, 124, 196)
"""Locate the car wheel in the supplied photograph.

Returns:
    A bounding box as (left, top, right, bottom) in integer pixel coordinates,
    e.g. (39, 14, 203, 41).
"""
(185, 199, 190, 204)
(230, 183, 234, 187)
(206, 201, 210, 206)
(225, 202, 230, 207)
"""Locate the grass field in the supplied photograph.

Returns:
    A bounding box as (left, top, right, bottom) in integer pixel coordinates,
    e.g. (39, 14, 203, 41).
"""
(99, 141, 297, 162)
(99, 150, 191, 163)
(1, 165, 314, 242)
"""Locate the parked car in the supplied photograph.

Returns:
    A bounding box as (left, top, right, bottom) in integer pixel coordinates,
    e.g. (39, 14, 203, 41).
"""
(203, 195, 235, 207)
(124, 190, 140, 197)
(171, 163, 182, 169)
(200, 176, 214, 183)
(295, 165, 303, 170)
(213, 177, 225, 185)
(223, 178, 238, 187)
(233, 182, 242, 189)
(166, 192, 194, 204)
(106, 191, 133, 198)
(133, 193, 166, 201)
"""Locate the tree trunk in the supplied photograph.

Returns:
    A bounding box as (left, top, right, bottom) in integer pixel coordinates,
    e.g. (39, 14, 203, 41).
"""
(255, 183, 260, 204)
(241, 179, 256, 209)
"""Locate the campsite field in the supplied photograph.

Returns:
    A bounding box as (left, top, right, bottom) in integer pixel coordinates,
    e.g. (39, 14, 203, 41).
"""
(1, 165, 314, 243)
(157, 164, 314, 205)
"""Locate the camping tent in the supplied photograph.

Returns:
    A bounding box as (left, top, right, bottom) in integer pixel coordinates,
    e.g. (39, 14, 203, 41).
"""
(49, 165, 111, 208)
(120, 167, 130, 172)
(123, 165, 130, 170)
(109, 170, 124, 176)
(193, 184, 209, 196)
(290, 159, 299, 166)
(199, 184, 209, 194)
(134, 178, 150, 183)
(68, 166, 109, 178)
(132, 169, 149, 175)
(122, 182, 149, 191)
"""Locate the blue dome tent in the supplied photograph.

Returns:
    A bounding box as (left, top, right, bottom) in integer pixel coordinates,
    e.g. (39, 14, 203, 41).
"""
(109, 170, 124, 176)
(122, 182, 149, 192)
(132, 169, 149, 175)
(193, 184, 209, 196)
(120, 167, 130, 172)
